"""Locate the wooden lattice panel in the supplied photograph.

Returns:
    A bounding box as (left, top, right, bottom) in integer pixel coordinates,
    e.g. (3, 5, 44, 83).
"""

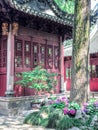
(40, 44, 46, 67)
(47, 45, 53, 68)
(54, 46, 59, 69)
(15, 39, 23, 67)
(24, 41, 31, 67)
(33, 42, 39, 67)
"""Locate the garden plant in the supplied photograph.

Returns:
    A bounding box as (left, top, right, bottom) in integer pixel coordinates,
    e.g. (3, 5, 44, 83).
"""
(16, 66, 57, 95)
(24, 96, 98, 130)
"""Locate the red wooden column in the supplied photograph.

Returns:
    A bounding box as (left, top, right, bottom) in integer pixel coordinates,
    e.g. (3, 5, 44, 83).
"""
(60, 36, 64, 93)
(5, 24, 15, 96)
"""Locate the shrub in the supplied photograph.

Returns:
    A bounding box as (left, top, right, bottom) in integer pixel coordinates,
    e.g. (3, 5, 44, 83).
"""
(24, 107, 49, 127)
(46, 109, 63, 129)
(57, 116, 82, 130)
(16, 66, 57, 95)
(24, 97, 98, 130)
(83, 98, 98, 115)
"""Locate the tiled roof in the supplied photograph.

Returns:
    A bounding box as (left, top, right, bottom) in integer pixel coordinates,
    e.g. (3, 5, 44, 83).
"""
(5, 0, 73, 26)
(64, 23, 98, 56)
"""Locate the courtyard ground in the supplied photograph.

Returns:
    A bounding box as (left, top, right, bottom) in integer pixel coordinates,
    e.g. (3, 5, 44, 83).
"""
(0, 114, 55, 130)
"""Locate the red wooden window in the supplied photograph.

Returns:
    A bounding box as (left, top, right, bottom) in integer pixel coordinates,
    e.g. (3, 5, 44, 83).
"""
(66, 67, 71, 79)
(54, 46, 59, 69)
(0, 37, 7, 68)
(15, 39, 23, 67)
(47, 45, 53, 68)
(24, 41, 31, 67)
(33, 42, 39, 67)
(40, 44, 46, 67)
(90, 65, 98, 78)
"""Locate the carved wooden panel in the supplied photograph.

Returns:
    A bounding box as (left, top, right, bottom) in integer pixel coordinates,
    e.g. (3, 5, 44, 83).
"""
(2, 23, 8, 35)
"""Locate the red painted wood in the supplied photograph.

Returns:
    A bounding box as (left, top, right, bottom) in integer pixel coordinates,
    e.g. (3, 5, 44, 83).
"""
(14, 30, 60, 96)
(65, 79, 98, 91)
(0, 36, 7, 96)
(14, 84, 25, 97)
(90, 79, 98, 91)
(64, 57, 98, 91)
(0, 26, 61, 96)
(0, 74, 6, 96)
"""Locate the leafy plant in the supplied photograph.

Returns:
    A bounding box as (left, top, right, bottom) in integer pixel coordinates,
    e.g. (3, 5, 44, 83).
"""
(54, 0, 75, 14)
(83, 98, 98, 116)
(68, 102, 80, 110)
(16, 66, 57, 95)
(48, 96, 68, 109)
(24, 107, 50, 127)
(46, 109, 63, 129)
(24, 97, 98, 130)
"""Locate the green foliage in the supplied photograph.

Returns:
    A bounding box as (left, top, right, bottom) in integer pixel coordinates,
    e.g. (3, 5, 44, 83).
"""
(46, 109, 63, 128)
(24, 98, 98, 130)
(57, 116, 82, 130)
(68, 102, 80, 110)
(48, 96, 68, 110)
(24, 107, 49, 127)
(82, 99, 98, 128)
(54, 0, 75, 14)
(83, 99, 98, 116)
(52, 102, 65, 109)
(16, 66, 57, 95)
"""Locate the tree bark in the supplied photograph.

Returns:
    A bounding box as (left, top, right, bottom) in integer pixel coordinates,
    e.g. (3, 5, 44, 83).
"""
(70, 0, 90, 106)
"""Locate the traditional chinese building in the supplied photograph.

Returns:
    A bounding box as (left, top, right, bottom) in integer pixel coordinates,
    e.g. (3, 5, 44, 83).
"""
(0, 0, 73, 96)
(64, 23, 98, 92)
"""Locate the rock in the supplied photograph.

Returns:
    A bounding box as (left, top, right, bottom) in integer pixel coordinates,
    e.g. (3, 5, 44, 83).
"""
(90, 115, 98, 126)
(75, 109, 82, 119)
(80, 126, 92, 130)
(22, 109, 39, 116)
(68, 127, 81, 130)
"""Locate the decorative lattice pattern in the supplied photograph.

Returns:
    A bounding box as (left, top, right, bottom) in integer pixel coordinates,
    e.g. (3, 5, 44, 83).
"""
(40, 44, 46, 67)
(54, 46, 59, 69)
(15, 39, 23, 67)
(24, 41, 31, 67)
(47, 45, 53, 68)
(33, 42, 39, 67)
(15, 38, 60, 69)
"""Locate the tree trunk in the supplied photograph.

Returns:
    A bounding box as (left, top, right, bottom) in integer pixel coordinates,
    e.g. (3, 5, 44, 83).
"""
(70, 0, 90, 106)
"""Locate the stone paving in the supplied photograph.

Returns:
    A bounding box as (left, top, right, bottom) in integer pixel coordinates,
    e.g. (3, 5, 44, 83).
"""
(0, 115, 54, 130)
